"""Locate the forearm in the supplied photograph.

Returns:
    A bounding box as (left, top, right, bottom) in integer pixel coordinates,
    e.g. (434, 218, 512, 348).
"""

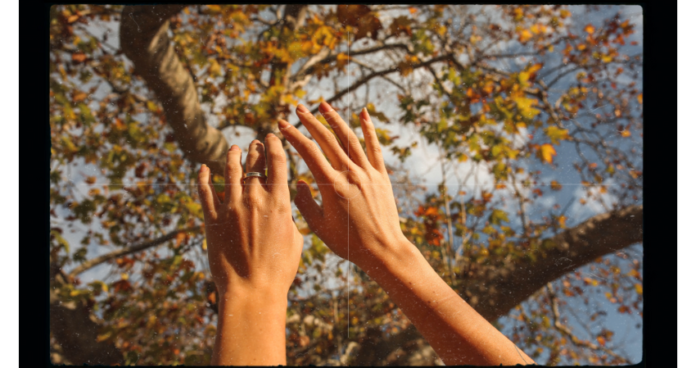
(362, 238, 534, 366)
(212, 285, 288, 366)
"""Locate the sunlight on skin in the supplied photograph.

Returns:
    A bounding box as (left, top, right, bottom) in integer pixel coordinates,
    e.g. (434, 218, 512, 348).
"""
(278, 103, 536, 366)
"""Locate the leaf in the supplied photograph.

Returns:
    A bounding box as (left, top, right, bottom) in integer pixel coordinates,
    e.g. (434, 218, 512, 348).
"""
(519, 29, 533, 43)
(539, 144, 556, 164)
(558, 215, 567, 229)
(545, 126, 569, 144)
(584, 24, 595, 34)
(637, 93, 643, 104)
(337, 5, 382, 40)
(550, 180, 562, 191)
(72, 53, 87, 63)
(489, 209, 509, 225)
(597, 336, 606, 347)
(635, 283, 643, 294)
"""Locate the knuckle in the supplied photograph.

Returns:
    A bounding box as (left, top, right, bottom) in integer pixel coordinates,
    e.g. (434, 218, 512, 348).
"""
(268, 149, 286, 162)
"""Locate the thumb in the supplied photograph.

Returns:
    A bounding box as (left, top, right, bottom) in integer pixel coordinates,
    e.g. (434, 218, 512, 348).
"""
(295, 181, 324, 235)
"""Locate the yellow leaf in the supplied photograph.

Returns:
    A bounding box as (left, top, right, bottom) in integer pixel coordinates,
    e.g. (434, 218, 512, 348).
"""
(202, 238, 207, 251)
(121, 273, 128, 280)
(519, 29, 533, 43)
(550, 180, 562, 191)
(637, 93, 643, 104)
(539, 144, 556, 164)
(558, 215, 566, 228)
(207, 5, 221, 12)
(560, 9, 571, 18)
(635, 283, 643, 294)
(621, 130, 631, 137)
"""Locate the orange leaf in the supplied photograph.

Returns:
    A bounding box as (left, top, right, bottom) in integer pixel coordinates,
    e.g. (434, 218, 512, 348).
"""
(519, 29, 533, 43)
(637, 93, 643, 104)
(539, 144, 556, 164)
(597, 336, 606, 347)
(550, 180, 562, 191)
(72, 53, 87, 63)
(584, 24, 595, 34)
(558, 215, 567, 228)
(409, 6, 417, 14)
(620, 130, 631, 137)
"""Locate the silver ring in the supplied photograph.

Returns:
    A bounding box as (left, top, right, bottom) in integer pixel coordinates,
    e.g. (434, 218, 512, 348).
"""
(243, 172, 266, 181)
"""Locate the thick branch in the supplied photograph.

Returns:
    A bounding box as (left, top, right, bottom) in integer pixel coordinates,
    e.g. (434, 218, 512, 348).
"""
(462, 205, 643, 321)
(120, 6, 229, 175)
(69, 227, 199, 277)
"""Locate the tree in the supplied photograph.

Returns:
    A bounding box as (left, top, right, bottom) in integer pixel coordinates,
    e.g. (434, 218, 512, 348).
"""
(49, 5, 643, 365)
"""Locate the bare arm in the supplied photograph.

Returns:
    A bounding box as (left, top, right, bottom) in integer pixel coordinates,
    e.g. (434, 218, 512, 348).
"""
(278, 103, 535, 365)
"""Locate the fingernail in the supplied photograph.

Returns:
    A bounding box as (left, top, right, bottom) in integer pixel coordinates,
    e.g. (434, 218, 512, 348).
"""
(266, 132, 275, 140)
(319, 101, 332, 114)
(297, 104, 308, 113)
(361, 107, 369, 118)
(278, 119, 290, 129)
(200, 164, 207, 172)
(230, 145, 240, 151)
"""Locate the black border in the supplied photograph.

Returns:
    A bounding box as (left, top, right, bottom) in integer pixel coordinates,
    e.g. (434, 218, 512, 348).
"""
(26, 1, 672, 367)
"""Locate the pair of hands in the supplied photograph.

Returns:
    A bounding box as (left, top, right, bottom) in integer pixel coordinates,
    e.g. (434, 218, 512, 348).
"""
(198, 102, 404, 299)
(198, 102, 535, 366)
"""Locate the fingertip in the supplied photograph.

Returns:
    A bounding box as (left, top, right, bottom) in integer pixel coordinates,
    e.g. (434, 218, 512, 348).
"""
(319, 101, 333, 114)
(278, 119, 292, 130)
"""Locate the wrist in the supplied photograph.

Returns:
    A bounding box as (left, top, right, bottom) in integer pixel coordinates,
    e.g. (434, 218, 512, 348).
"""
(361, 235, 423, 282)
(216, 281, 289, 309)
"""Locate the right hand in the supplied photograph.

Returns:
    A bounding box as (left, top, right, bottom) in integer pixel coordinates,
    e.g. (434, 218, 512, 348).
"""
(278, 102, 410, 269)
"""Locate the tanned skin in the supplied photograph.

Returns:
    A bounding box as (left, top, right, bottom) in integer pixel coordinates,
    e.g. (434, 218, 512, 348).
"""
(278, 102, 535, 366)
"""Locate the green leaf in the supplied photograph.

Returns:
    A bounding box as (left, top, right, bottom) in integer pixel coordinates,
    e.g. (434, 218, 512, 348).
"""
(489, 209, 509, 225)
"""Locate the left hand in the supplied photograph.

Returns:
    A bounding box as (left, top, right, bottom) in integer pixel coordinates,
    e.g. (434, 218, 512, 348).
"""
(197, 134, 303, 298)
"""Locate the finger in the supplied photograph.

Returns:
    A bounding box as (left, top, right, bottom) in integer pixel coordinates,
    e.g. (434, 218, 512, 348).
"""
(244, 140, 267, 201)
(264, 133, 289, 197)
(359, 108, 387, 174)
(278, 118, 333, 184)
(294, 180, 324, 236)
(198, 164, 219, 221)
(319, 102, 370, 169)
(225, 145, 244, 207)
(296, 104, 351, 171)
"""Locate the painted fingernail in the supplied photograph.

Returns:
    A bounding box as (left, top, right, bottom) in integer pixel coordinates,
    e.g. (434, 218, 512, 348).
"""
(297, 104, 308, 113)
(319, 101, 332, 114)
(278, 119, 290, 129)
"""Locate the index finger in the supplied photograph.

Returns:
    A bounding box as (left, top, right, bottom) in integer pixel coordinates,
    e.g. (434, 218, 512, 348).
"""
(277, 118, 333, 184)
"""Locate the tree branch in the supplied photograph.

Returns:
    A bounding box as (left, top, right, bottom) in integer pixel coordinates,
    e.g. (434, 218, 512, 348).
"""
(69, 227, 199, 277)
(120, 5, 230, 176)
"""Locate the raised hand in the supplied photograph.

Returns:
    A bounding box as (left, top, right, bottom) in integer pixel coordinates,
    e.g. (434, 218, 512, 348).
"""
(279, 102, 535, 366)
(198, 134, 302, 365)
(278, 102, 409, 271)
